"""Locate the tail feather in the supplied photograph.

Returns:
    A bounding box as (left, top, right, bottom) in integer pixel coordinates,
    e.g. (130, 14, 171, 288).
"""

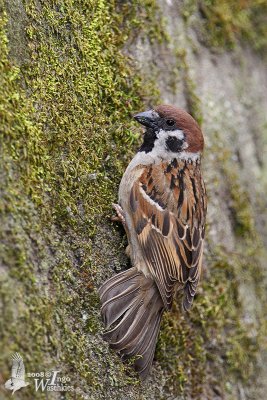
(99, 267, 164, 378)
(122, 299, 163, 359)
(103, 296, 141, 343)
(108, 287, 160, 351)
(136, 322, 161, 378)
(99, 269, 141, 304)
(109, 303, 149, 350)
(112, 289, 161, 352)
(101, 283, 140, 327)
(131, 301, 164, 378)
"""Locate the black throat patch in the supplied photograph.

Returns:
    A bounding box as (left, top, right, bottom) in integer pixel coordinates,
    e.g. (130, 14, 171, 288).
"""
(139, 128, 157, 153)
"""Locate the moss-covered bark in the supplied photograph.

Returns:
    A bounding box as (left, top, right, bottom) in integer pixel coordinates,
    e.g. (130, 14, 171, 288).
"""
(0, 1, 267, 399)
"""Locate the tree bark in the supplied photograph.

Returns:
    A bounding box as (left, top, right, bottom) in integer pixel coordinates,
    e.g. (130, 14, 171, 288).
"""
(0, 1, 267, 399)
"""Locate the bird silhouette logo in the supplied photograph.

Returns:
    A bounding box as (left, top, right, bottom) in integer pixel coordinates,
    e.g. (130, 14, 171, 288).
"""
(4, 353, 29, 395)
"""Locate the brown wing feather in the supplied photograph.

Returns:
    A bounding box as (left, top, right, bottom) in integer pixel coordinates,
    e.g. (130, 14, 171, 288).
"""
(130, 158, 207, 310)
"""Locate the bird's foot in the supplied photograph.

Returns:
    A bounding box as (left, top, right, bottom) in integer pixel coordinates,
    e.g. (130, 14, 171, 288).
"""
(111, 203, 126, 226)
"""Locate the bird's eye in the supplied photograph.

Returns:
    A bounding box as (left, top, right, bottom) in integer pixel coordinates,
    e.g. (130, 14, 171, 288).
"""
(166, 119, 175, 127)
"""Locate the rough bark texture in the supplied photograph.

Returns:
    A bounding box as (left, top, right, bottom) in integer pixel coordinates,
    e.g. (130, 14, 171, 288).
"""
(0, 1, 266, 399)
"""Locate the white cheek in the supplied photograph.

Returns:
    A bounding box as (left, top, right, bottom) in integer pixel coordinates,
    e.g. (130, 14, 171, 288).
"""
(124, 128, 200, 169)
(166, 129, 185, 140)
(151, 129, 184, 160)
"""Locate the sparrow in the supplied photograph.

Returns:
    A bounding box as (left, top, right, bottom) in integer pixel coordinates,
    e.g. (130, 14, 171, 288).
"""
(99, 105, 207, 378)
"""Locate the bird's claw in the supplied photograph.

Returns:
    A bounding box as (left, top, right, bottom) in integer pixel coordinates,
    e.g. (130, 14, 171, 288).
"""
(111, 203, 126, 226)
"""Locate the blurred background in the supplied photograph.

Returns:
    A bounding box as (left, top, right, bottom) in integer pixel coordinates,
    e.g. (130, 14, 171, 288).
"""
(0, 1, 267, 399)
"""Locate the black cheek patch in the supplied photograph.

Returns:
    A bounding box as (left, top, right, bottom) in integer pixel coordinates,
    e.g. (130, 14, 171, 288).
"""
(166, 136, 184, 152)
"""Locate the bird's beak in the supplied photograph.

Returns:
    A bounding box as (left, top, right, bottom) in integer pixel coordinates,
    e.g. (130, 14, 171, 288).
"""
(133, 109, 159, 129)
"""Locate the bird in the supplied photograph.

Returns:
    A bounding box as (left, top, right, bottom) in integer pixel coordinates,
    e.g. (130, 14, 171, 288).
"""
(4, 352, 30, 395)
(99, 104, 207, 378)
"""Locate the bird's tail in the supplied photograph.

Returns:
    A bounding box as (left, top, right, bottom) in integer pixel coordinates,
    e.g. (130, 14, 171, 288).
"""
(99, 267, 164, 378)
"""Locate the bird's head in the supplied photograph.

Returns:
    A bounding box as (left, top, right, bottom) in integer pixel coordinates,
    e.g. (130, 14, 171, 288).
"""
(134, 104, 204, 159)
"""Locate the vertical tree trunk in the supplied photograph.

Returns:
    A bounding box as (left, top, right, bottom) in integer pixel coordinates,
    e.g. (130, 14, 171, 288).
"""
(0, 1, 267, 399)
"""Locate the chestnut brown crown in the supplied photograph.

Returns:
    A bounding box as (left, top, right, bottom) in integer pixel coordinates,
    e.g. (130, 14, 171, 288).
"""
(154, 105, 204, 153)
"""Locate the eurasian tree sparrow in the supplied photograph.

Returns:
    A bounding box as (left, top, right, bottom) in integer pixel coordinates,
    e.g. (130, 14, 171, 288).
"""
(99, 105, 207, 378)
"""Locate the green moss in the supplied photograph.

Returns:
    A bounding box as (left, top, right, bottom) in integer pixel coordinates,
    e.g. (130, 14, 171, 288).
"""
(224, 168, 254, 237)
(156, 125, 266, 396)
(182, 0, 267, 53)
(175, 48, 203, 126)
(0, 0, 161, 398)
(1, 0, 266, 399)
(208, 132, 255, 237)
(157, 236, 266, 396)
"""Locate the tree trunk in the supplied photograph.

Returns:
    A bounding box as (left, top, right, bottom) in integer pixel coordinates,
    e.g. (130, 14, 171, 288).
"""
(0, 1, 267, 399)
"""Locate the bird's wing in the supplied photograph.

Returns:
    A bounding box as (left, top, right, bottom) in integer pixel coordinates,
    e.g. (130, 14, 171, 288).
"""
(129, 159, 207, 310)
(11, 353, 25, 380)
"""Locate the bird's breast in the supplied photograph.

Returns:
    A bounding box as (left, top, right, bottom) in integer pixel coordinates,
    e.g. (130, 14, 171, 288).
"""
(119, 165, 144, 212)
